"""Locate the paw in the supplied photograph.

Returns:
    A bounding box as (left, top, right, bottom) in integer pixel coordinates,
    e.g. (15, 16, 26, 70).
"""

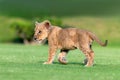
(83, 58, 88, 65)
(58, 57, 68, 64)
(43, 61, 52, 64)
(84, 60, 94, 67)
(84, 64, 93, 67)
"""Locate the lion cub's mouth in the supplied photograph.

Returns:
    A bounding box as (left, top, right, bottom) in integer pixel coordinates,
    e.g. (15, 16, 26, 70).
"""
(35, 39, 47, 44)
(34, 38, 43, 43)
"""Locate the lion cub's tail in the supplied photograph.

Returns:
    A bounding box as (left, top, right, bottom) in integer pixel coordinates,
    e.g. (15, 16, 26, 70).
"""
(89, 32, 108, 47)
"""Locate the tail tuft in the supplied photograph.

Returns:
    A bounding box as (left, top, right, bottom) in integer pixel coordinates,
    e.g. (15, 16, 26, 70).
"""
(102, 40, 108, 46)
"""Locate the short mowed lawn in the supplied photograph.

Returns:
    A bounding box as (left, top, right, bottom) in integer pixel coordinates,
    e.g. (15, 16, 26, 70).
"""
(0, 44, 120, 80)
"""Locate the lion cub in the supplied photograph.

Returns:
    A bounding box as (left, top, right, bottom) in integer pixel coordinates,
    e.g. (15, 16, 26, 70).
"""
(34, 20, 107, 67)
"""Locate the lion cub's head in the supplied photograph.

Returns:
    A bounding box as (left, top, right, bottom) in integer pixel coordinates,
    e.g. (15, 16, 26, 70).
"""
(34, 20, 51, 43)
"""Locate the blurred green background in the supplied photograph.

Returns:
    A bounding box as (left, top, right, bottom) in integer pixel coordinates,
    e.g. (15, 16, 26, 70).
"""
(0, 0, 120, 46)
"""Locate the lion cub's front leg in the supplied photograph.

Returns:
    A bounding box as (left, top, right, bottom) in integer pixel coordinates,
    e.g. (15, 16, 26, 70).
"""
(43, 48, 57, 64)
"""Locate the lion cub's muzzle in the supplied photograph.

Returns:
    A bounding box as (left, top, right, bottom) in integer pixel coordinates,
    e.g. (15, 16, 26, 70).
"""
(33, 37, 37, 41)
(33, 35, 45, 44)
(33, 35, 42, 41)
(33, 35, 38, 40)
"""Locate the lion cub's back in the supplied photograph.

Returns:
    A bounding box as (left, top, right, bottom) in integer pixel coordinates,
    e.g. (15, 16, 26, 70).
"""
(58, 28, 77, 39)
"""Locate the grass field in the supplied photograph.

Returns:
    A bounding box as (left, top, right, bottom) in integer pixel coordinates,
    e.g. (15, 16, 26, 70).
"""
(0, 44, 120, 80)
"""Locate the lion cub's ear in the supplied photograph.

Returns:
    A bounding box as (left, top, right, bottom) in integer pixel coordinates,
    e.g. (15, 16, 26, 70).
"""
(35, 21, 39, 26)
(43, 20, 51, 29)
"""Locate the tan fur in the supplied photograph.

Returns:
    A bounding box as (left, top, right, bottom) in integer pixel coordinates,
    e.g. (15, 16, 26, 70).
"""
(34, 20, 108, 67)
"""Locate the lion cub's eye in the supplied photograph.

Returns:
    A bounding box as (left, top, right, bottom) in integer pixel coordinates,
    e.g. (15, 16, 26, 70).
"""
(38, 31, 42, 34)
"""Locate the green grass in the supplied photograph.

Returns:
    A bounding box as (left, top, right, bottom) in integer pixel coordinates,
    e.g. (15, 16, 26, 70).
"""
(0, 44, 120, 80)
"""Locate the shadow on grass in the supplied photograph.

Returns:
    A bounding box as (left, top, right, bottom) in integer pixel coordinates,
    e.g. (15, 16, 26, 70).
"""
(37, 60, 120, 68)
(53, 61, 85, 66)
(52, 62, 113, 68)
(37, 61, 84, 66)
(38, 60, 97, 66)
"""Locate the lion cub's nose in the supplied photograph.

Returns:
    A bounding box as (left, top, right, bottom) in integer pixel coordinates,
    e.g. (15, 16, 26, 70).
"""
(34, 37, 37, 40)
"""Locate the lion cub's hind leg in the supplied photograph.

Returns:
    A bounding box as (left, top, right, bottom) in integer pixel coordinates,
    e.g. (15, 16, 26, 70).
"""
(58, 50, 69, 64)
(79, 44, 94, 67)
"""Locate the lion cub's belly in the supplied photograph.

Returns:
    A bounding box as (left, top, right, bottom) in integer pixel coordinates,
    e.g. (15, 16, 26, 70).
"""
(58, 39, 77, 50)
